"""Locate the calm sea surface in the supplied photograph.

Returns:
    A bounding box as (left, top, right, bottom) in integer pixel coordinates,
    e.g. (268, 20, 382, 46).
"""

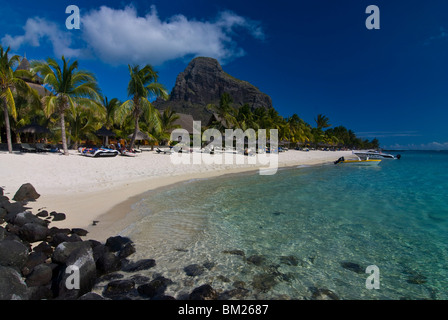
(120, 151, 448, 300)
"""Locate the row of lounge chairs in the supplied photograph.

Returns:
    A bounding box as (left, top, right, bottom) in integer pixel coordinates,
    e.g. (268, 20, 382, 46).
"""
(20, 143, 59, 153)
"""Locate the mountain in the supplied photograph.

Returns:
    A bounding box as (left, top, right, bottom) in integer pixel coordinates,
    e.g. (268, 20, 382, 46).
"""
(154, 57, 273, 123)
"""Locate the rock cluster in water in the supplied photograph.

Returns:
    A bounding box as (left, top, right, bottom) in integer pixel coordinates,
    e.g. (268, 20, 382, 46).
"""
(1, 183, 347, 300)
(0, 183, 211, 300)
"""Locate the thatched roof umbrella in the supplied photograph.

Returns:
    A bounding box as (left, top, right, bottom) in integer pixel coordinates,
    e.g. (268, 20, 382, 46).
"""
(279, 140, 290, 147)
(128, 130, 155, 150)
(18, 123, 51, 134)
(128, 130, 150, 141)
(18, 123, 51, 143)
(96, 126, 115, 146)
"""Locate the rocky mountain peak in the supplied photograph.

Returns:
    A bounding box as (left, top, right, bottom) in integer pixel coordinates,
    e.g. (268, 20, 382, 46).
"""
(155, 57, 272, 123)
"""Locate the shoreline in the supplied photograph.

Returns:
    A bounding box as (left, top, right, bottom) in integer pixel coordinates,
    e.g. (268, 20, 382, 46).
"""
(0, 150, 352, 242)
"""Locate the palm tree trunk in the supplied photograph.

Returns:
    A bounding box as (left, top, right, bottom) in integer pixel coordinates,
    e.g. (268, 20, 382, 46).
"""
(60, 111, 69, 155)
(130, 115, 139, 150)
(2, 98, 13, 153)
(73, 139, 79, 150)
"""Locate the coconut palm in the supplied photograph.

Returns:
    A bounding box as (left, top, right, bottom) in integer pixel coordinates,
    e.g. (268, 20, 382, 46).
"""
(235, 104, 259, 131)
(0, 46, 38, 153)
(139, 108, 180, 149)
(96, 96, 120, 146)
(207, 92, 237, 130)
(117, 65, 168, 150)
(13, 92, 36, 143)
(315, 114, 331, 130)
(102, 97, 120, 129)
(67, 105, 103, 149)
(286, 114, 312, 145)
(157, 107, 180, 142)
(32, 56, 102, 155)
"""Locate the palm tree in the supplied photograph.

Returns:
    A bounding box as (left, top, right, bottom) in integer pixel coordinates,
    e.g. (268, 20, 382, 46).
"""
(101, 97, 120, 128)
(117, 65, 167, 150)
(0, 46, 38, 153)
(67, 105, 103, 149)
(99, 96, 120, 146)
(158, 107, 180, 142)
(315, 114, 331, 130)
(207, 92, 237, 130)
(253, 107, 268, 129)
(32, 56, 102, 155)
(140, 108, 180, 149)
(286, 114, 312, 145)
(235, 104, 259, 131)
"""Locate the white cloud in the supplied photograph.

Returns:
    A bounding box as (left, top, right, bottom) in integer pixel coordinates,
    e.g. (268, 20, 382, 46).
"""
(1, 5, 264, 66)
(1, 17, 82, 57)
(80, 5, 264, 65)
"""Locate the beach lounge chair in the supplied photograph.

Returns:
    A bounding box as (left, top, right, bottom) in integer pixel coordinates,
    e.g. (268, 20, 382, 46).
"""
(156, 148, 173, 154)
(20, 143, 37, 152)
(35, 143, 51, 153)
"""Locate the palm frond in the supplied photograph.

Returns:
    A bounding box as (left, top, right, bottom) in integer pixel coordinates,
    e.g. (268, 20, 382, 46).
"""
(41, 95, 58, 118)
(116, 99, 134, 125)
(3, 88, 17, 119)
(141, 97, 162, 133)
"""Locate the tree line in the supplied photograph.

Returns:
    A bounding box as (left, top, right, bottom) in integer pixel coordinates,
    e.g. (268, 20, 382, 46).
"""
(1, 45, 379, 155)
(207, 93, 379, 150)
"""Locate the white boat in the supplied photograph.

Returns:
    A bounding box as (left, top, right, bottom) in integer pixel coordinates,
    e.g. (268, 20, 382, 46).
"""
(80, 147, 119, 157)
(353, 150, 401, 160)
(334, 156, 381, 166)
(121, 149, 137, 157)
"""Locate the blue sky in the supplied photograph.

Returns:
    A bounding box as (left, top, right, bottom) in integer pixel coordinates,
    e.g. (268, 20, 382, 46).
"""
(1, 0, 448, 149)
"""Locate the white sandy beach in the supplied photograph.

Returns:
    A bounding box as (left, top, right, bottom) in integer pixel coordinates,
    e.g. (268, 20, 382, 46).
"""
(0, 149, 352, 241)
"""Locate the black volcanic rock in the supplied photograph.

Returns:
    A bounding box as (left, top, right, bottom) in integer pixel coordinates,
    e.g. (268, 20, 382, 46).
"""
(154, 57, 272, 122)
(184, 264, 205, 277)
(0, 240, 29, 269)
(189, 284, 219, 300)
(12, 183, 40, 202)
(0, 266, 29, 300)
(122, 259, 156, 272)
(137, 276, 173, 298)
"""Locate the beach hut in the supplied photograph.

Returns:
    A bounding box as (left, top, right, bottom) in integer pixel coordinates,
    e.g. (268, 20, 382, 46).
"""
(16, 57, 50, 97)
(170, 113, 195, 135)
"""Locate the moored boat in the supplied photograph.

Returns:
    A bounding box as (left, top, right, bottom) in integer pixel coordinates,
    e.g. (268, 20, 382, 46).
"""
(353, 150, 401, 160)
(121, 149, 137, 157)
(80, 147, 120, 157)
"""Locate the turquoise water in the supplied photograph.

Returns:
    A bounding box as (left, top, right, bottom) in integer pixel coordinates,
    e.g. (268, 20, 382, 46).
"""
(121, 151, 448, 300)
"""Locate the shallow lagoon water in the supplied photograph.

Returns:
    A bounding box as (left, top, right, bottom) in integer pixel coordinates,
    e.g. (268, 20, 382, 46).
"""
(120, 151, 448, 299)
